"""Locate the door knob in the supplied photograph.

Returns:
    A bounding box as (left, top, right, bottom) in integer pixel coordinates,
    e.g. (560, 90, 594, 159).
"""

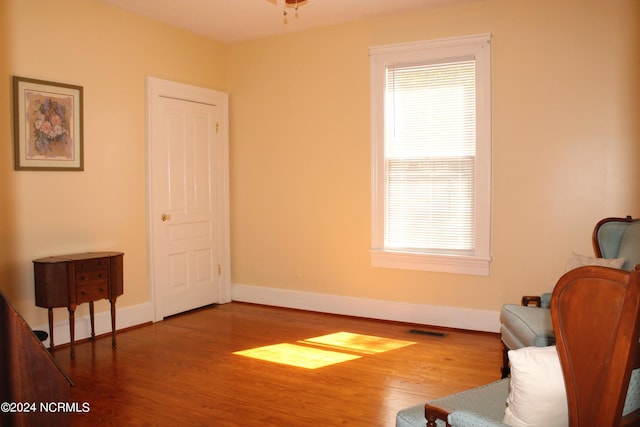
(161, 213, 170, 222)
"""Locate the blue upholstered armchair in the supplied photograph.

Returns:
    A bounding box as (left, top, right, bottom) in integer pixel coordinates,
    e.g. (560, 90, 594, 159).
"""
(499, 216, 640, 377)
(396, 266, 640, 427)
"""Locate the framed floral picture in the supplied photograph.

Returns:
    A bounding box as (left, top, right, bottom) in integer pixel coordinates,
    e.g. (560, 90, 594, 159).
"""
(13, 76, 83, 171)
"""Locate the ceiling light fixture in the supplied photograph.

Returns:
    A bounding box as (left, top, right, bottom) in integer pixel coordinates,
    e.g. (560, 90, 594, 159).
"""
(283, 0, 307, 19)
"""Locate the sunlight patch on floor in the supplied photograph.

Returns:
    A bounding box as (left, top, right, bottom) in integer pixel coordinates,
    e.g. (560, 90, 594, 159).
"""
(233, 343, 361, 369)
(301, 332, 416, 355)
(233, 332, 416, 369)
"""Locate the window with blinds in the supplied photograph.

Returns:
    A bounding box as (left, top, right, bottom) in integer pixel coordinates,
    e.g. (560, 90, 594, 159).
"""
(385, 60, 476, 255)
(369, 34, 491, 275)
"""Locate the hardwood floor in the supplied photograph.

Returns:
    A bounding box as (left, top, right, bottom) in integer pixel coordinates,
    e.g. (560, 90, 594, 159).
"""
(53, 302, 502, 426)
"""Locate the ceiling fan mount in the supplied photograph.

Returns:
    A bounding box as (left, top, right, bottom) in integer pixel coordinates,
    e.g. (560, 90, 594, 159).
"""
(265, 0, 309, 18)
(267, 0, 308, 7)
(281, 0, 308, 17)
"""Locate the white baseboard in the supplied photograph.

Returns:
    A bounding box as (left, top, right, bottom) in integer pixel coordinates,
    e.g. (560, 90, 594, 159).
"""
(33, 302, 153, 348)
(231, 283, 501, 333)
(30, 287, 500, 348)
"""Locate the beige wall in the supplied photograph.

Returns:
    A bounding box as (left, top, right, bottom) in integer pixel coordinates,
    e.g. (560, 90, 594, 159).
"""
(1, 0, 638, 330)
(0, 0, 227, 326)
(228, 0, 640, 312)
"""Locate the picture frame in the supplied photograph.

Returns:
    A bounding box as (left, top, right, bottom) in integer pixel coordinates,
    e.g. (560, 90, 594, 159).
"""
(13, 76, 83, 171)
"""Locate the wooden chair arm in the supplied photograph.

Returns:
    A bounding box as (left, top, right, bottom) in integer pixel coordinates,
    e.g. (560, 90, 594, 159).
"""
(521, 295, 542, 307)
(424, 403, 452, 427)
(621, 409, 640, 427)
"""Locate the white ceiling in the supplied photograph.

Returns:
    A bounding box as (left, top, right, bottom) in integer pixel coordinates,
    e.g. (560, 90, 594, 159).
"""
(96, 0, 478, 43)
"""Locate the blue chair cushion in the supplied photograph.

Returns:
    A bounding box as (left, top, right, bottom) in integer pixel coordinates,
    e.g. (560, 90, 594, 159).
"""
(499, 304, 554, 349)
(597, 220, 630, 259)
(597, 218, 640, 271)
(618, 221, 640, 271)
(396, 379, 509, 427)
(624, 369, 640, 416)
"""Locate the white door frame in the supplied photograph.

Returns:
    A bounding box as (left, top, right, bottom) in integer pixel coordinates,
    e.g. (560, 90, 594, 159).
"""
(146, 76, 231, 322)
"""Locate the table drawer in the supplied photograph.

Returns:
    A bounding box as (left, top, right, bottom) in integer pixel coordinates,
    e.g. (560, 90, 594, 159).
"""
(77, 282, 109, 303)
(75, 257, 109, 273)
(76, 269, 109, 285)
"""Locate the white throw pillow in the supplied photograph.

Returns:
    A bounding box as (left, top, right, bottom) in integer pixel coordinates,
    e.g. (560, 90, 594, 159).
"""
(503, 346, 568, 427)
(565, 252, 625, 272)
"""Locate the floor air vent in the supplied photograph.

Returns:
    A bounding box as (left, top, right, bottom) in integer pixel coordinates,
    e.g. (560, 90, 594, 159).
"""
(408, 329, 448, 337)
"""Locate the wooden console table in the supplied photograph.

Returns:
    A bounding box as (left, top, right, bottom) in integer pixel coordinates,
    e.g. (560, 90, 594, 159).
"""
(33, 251, 124, 356)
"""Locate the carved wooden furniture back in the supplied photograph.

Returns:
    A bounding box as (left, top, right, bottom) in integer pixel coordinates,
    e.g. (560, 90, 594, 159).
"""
(551, 266, 640, 426)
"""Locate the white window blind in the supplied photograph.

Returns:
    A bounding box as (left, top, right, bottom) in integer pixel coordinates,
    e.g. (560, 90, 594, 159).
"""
(369, 34, 491, 275)
(385, 60, 476, 255)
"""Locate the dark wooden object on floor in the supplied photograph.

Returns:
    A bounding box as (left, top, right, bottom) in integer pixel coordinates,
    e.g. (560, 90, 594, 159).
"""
(33, 251, 124, 356)
(0, 289, 73, 427)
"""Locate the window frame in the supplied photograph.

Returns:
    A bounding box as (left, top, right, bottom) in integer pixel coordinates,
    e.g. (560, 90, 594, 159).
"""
(369, 34, 492, 276)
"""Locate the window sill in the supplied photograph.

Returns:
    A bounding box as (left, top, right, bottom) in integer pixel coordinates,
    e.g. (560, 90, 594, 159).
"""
(370, 249, 490, 276)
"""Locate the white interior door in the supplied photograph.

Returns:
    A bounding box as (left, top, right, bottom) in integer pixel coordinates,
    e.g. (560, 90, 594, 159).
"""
(147, 77, 230, 320)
